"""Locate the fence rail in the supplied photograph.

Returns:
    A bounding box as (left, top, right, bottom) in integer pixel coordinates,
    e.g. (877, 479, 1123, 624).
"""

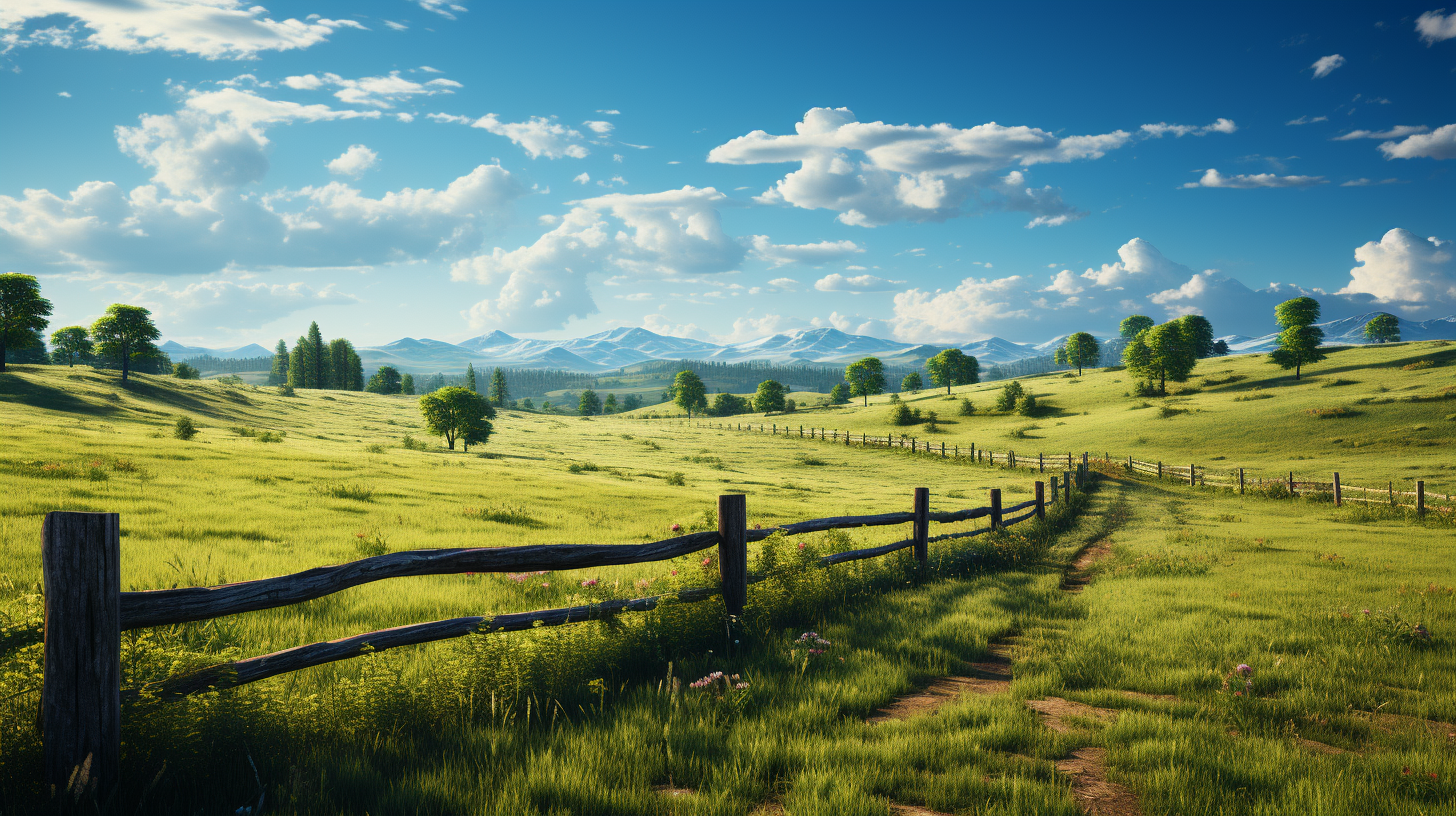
(41, 469, 1089, 795)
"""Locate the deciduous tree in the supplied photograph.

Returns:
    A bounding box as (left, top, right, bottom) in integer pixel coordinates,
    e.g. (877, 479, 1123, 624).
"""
(900, 371, 922, 393)
(91, 304, 160, 383)
(603, 393, 618, 413)
(673, 370, 707, 418)
(1119, 314, 1154, 340)
(1063, 332, 1100, 375)
(753, 379, 786, 413)
(50, 326, 93, 367)
(925, 348, 979, 395)
(1270, 296, 1325, 380)
(0, 273, 52, 372)
(1122, 321, 1196, 394)
(172, 361, 200, 379)
(419, 386, 495, 450)
(1176, 315, 1215, 359)
(366, 366, 402, 394)
(845, 357, 885, 405)
(1363, 313, 1400, 343)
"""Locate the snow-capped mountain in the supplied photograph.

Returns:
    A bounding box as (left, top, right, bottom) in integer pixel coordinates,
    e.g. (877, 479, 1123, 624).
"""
(1223, 313, 1455, 353)
(159, 341, 273, 359)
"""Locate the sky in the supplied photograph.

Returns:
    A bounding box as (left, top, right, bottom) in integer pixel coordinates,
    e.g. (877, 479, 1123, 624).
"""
(2, 0, 1453, 350)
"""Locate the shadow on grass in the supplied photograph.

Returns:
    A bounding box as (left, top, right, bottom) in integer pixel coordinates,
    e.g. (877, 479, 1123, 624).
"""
(0, 370, 118, 416)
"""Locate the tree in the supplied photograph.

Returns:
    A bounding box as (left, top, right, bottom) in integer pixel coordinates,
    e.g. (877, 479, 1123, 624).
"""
(622, 393, 643, 411)
(172, 361, 200, 379)
(925, 348, 979, 395)
(50, 326, 93, 367)
(1211, 339, 1230, 356)
(1270, 296, 1325, 380)
(346, 347, 364, 391)
(844, 357, 886, 405)
(307, 322, 328, 390)
(366, 366, 403, 394)
(268, 339, 289, 385)
(0, 273, 53, 372)
(1176, 315, 1215, 359)
(712, 392, 745, 416)
(400, 373, 415, 395)
(1364, 313, 1400, 344)
(901, 371, 923, 393)
(91, 304, 160, 383)
(579, 389, 602, 416)
(328, 338, 354, 390)
(829, 383, 850, 404)
(1063, 332, 1101, 375)
(1120, 314, 1155, 341)
(465, 363, 477, 393)
(288, 335, 310, 388)
(995, 380, 1024, 411)
(419, 387, 495, 451)
(673, 370, 707, 418)
(753, 379, 786, 413)
(1122, 321, 1197, 394)
(521, 397, 535, 410)
(490, 367, 509, 405)
(1053, 347, 1068, 366)
(603, 393, 618, 413)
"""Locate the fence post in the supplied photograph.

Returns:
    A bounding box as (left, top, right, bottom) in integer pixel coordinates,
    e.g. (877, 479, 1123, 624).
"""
(717, 495, 748, 617)
(1189, 464, 1196, 487)
(799, 425, 803, 437)
(1039, 453, 1044, 473)
(1063, 471, 1073, 502)
(1050, 476, 1059, 504)
(1389, 481, 1394, 506)
(990, 489, 1002, 530)
(1157, 461, 1163, 479)
(1333, 472, 1341, 507)
(42, 511, 121, 800)
(846, 431, 850, 447)
(1239, 468, 1245, 494)
(1127, 454, 1132, 471)
(1288, 472, 1295, 497)
(1009, 450, 1016, 469)
(1417, 481, 1425, 517)
(912, 487, 929, 567)
(940, 442, 946, 458)
(1035, 481, 1045, 520)
(969, 442, 975, 462)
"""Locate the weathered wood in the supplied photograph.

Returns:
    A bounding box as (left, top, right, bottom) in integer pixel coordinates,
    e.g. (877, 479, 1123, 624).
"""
(1039, 453, 1044, 473)
(1333, 472, 1341, 506)
(1189, 464, 1196, 487)
(912, 488, 929, 566)
(1157, 461, 1163, 479)
(927, 506, 991, 523)
(817, 538, 913, 566)
(42, 512, 121, 799)
(1239, 467, 1245, 494)
(1050, 476, 1059, 503)
(1064, 471, 1072, 503)
(1035, 482, 1045, 520)
(1417, 481, 1425, 517)
(718, 494, 748, 616)
(990, 489, 1002, 530)
(1288, 471, 1295, 496)
(121, 531, 721, 630)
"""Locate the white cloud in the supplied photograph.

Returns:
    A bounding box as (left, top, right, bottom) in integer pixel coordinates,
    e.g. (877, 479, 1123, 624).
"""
(326, 144, 378, 177)
(820, 311, 893, 337)
(1340, 177, 1403, 186)
(715, 313, 811, 344)
(747, 235, 864, 267)
(415, 1, 468, 20)
(130, 279, 357, 332)
(1333, 125, 1429, 140)
(1180, 168, 1327, 188)
(57, 90, 70, 97)
(1378, 124, 1456, 160)
(582, 120, 614, 134)
(1311, 54, 1346, 78)
(766, 277, 798, 290)
(573, 172, 590, 184)
(1417, 10, 1456, 44)
(1139, 118, 1237, 137)
(282, 71, 461, 108)
(1042, 269, 1084, 295)
(813, 273, 905, 293)
(395, 112, 414, 123)
(0, 1, 362, 59)
(597, 109, 621, 115)
(641, 314, 710, 340)
(383, 20, 407, 31)
(618, 292, 654, 301)
(1287, 115, 1329, 125)
(1338, 228, 1454, 306)
(707, 107, 1131, 227)
(432, 112, 588, 159)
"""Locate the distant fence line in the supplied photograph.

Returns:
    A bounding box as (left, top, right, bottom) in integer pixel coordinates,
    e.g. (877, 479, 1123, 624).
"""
(40, 469, 1092, 796)
(691, 420, 1452, 518)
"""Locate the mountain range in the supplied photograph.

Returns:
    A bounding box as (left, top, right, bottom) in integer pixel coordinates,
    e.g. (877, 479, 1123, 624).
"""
(161, 312, 1456, 374)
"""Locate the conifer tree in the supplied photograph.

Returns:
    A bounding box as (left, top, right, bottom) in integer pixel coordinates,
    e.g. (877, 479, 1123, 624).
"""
(269, 339, 289, 385)
(308, 322, 327, 389)
(465, 362, 477, 393)
(490, 367, 508, 405)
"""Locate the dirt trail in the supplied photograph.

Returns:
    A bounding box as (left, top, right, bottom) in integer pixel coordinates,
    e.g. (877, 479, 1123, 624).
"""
(866, 642, 1013, 723)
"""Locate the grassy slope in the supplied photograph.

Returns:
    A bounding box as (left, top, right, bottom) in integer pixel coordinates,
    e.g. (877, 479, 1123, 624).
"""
(634, 340, 1456, 489)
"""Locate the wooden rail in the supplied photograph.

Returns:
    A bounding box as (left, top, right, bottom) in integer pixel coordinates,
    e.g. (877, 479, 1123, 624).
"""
(41, 474, 1080, 795)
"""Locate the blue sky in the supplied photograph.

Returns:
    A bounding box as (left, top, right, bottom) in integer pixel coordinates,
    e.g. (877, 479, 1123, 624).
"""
(2, 0, 1453, 349)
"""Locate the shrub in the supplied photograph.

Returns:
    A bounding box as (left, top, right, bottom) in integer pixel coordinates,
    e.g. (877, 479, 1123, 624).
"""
(924, 410, 938, 432)
(1233, 390, 1273, 402)
(666, 472, 686, 486)
(1008, 424, 1037, 440)
(1131, 380, 1159, 398)
(1306, 406, 1354, 419)
(464, 505, 542, 527)
(316, 482, 375, 501)
(365, 443, 386, 454)
(783, 399, 796, 413)
(889, 402, 914, 426)
(567, 462, 600, 474)
(1015, 393, 1038, 416)
(353, 529, 388, 558)
(171, 361, 200, 380)
(996, 381, 1024, 412)
(401, 434, 428, 451)
(173, 415, 198, 440)
(1321, 378, 1358, 388)
(1402, 360, 1438, 371)
(255, 430, 283, 443)
(277, 383, 295, 397)
(1158, 406, 1185, 419)
(958, 398, 975, 416)
(1200, 374, 1246, 387)
(797, 455, 828, 466)
(1129, 401, 1152, 410)
(888, 393, 900, 404)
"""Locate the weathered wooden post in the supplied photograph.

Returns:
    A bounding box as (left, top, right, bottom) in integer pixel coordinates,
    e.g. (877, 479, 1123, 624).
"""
(717, 495, 748, 617)
(42, 511, 121, 800)
(990, 488, 1002, 530)
(940, 442, 946, 458)
(799, 425, 803, 437)
(912, 487, 929, 567)
(1157, 461, 1163, 479)
(1009, 450, 1016, 469)
(1389, 481, 1394, 505)
(1333, 473, 1341, 507)
(1288, 472, 1295, 497)
(1127, 454, 1132, 471)
(1189, 465, 1196, 487)
(1417, 481, 1426, 517)
(1035, 481, 1046, 520)
(969, 442, 975, 462)
(845, 431, 850, 447)
(1064, 471, 1073, 502)
(1039, 452, 1044, 473)
(1238, 468, 1245, 494)
(1050, 476, 1059, 503)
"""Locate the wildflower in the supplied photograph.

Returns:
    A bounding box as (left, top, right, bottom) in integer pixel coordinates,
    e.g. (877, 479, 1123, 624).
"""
(581, 578, 599, 588)
(797, 542, 805, 551)
(1234, 691, 1243, 697)
(1413, 624, 1431, 640)
(702, 557, 712, 567)
(1402, 766, 1411, 776)
(671, 569, 678, 576)
(671, 523, 681, 532)
(1362, 609, 1371, 615)
(1235, 664, 1253, 677)
(541, 582, 550, 588)
(1431, 773, 1439, 780)
(753, 523, 761, 529)
(636, 579, 651, 589)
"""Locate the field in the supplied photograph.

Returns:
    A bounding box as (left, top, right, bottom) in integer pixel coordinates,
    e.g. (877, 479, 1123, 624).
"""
(1, 352, 1454, 815)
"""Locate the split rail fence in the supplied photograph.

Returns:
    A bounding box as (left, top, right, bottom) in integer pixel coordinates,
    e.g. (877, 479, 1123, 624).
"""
(694, 420, 1453, 517)
(40, 469, 1091, 795)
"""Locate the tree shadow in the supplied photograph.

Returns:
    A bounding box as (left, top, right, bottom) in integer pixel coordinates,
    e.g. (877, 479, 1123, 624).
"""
(0, 371, 118, 416)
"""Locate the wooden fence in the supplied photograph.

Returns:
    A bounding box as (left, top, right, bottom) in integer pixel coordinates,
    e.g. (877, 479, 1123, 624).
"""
(40, 471, 1091, 795)
(694, 421, 1453, 517)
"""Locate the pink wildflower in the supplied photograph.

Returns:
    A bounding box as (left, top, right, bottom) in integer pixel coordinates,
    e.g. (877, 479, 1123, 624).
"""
(581, 578, 599, 588)
(671, 523, 681, 531)
(1235, 664, 1253, 677)
(702, 557, 712, 567)
(540, 582, 550, 588)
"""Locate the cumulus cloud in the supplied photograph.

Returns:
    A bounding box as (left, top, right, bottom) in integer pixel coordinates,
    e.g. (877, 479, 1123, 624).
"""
(1338, 228, 1454, 306)
(707, 107, 1132, 227)
(326, 144, 378, 177)
(1139, 118, 1237, 137)
(129, 278, 357, 333)
(766, 277, 798, 290)
(1311, 54, 1346, 78)
(0, 0, 362, 59)
(1181, 168, 1327, 188)
(431, 112, 588, 159)
(1417, 10, 1456, 44)
(715, 313, 812, 344)
(1333, 125, 1429, 140)
(641, 313, 710, 340)
(582, 120, 614, 134)
(283, 71, 461, 108)
(813, 273, 904, 293)
(1378, 124, 1456, 160)
(747, 235, 864, 267)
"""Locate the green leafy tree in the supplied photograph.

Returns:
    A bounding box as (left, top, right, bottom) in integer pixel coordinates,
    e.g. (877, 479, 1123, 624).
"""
(711, 392, 745, 416)
(0, 273, 53, 372)
(889, 401, 914, 426)
(959, 398, 975, 416)
(1122, 321, 1197, 394)
(173, 415, 198, 440)
(844, 356, 886, 405)
(1176, 315, 1215, 359)
(1016, 393, 1038, 416)
(172, 361, 200, 379)
(901, 371, 922, 393)
(995, 380, 1024, 411)
(753, 379, 786, 413)
(366, 366, 403, 394)
(1211, 339, 1229, 356)
(924, 348, 979, 395)
(91, 304, 160, 383)
(579, 389, 602, 416)
(1120, 314, 1155, 340)
(1063, 332, 1100, 375)
(1270, 296, 1325, 380)
(1364, 313, 1400, 343)
(622, 393, 643, 411)
(50, 326, 93, 367)
(465, 363, 477, 393)
(400, 373, 415, 395)
(603, 393, 618, 413)
(307, 322, 329, 390)
(521, 397, 535, 410)
(268, 339, 289, 385)
(1053, 347, 1068, 366)
(419, 386, 495, 450)
(829, 382, 850, 404)
(489, 367, 509, 405)
(673, 370, 707, 418)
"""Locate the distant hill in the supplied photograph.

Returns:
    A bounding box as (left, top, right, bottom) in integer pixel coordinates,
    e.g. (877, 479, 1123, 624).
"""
(1222, 313, 1455, 353)
(160, 341, 272, 360)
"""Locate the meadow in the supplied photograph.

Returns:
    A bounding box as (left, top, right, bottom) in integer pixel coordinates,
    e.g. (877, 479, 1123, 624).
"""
(0, 350, 1453, 814)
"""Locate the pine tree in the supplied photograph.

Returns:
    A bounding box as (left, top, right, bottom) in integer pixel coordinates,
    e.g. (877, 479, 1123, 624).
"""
(465, 363, 477, 393)
(289, 334, 311, 388)
(308, 322, 327, 390)
(269, 339, 289, 385)
(347, 348, 364, 391)
(489, 367, 509, 405)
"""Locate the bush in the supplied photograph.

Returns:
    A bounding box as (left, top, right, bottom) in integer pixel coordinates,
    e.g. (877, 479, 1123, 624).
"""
(315, 482, 375, 501)
(1015, 393, 1038, 416)
(1131, 380, 1159, 398)
(401, 434, 428, 451)
(958, 398, 975, 416)
(172, 361, 200, 380)
(353, 529, 389, 558)
(277, 383, 295, 397)
(783, 399, 796, 413)
(1321, 378, 1358, 388)
(1306, 406, 1355, 419)
(666, 472, 686, 486)
(365, 443, 386, 454)
(889, 402, 914, 426)
(1158, 406, 1185, 419)
(173, 415, 198, 440)
(1402, 360, 1438, 371)
(924, 410, 938, 432)
(567, 462, 600, 474)
(996, 381, 1024, 412)
(888, 393, 900, 404)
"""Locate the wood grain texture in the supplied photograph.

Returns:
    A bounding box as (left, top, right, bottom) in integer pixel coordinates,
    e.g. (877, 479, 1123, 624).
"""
(718, 494, 748, 616)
